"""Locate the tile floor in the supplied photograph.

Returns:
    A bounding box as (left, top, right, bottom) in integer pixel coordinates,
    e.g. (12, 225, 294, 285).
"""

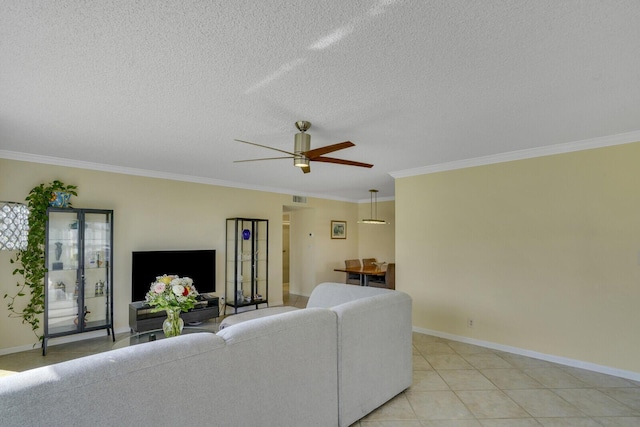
(354, 332, 640, 426)
(1, 291, 639, 426)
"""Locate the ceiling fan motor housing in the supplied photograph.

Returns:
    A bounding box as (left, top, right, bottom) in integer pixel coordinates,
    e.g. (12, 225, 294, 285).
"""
(294, 131, 310, 167)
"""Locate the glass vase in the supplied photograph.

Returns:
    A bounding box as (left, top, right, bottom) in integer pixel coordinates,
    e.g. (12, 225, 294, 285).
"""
(163, 308, 184, 337)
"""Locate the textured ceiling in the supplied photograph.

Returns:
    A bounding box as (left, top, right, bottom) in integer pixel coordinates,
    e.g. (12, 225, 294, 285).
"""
(1, 1, 640, 201)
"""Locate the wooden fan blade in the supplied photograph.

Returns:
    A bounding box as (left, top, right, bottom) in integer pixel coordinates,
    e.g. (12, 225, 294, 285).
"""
(301, 165, 311, 174)
(304, 141, 354, 159)
(234, 156, 293, 163)
(234, 139, 296, 156)
(312, 156, 373, 168)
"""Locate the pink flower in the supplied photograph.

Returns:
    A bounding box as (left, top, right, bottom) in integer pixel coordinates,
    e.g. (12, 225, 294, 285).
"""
(152, 282, 166, 294)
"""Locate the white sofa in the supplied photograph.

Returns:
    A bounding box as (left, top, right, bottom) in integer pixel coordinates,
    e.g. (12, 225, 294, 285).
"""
(0, 283, 412, 427)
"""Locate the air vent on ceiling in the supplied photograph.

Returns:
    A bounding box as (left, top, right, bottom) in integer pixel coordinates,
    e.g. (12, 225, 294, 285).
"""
(293, 195, 307, 204)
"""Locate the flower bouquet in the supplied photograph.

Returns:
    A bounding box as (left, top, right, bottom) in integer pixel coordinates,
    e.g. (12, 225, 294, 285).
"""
(144, 275, 199, 337)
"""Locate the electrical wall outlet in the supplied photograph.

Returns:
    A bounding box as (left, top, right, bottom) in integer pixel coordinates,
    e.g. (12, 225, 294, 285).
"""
(467, 318, 474, 328)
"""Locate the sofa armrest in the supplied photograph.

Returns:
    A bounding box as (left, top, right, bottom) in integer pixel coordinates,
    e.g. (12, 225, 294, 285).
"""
(331, 289, 413, 426)
(307, 282, 392, 308)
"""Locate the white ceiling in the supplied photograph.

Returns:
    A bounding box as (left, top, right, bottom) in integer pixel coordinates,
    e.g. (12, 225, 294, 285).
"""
(2, 1, 640, 201)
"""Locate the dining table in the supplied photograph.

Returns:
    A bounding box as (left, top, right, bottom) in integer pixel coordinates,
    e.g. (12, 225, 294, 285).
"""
(333, 266, 386, 286)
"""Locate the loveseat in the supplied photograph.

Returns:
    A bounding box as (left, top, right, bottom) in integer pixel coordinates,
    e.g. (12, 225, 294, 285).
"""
(0, 283, 412, 426)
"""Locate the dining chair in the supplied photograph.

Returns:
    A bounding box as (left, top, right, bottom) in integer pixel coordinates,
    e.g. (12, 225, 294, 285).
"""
(364, 258, 387, 285)
(344, 259, 361, 285)
(362, 258, 377, 268)
(369, 262, 395, 289)
(384, 263, 395, 289)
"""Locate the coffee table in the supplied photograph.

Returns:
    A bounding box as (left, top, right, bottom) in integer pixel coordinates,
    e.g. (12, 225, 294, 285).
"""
(113, 327, 214, 349)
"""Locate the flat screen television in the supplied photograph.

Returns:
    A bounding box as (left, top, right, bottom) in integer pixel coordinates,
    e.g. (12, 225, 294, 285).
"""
(131, 249, 216, 302)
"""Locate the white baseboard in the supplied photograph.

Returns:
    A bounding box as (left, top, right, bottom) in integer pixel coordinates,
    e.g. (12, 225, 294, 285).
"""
(0, 342, 40, 356)
(413, 326, 640, 382)
(0, 327, 131, 356)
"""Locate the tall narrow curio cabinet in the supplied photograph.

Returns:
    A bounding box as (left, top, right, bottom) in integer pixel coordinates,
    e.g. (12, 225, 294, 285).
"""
(43, 208, 114, 355)
(225, 218, 268, 314)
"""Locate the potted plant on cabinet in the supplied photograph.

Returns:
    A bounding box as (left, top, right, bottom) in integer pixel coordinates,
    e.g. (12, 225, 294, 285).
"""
(3, 180, 77, 341)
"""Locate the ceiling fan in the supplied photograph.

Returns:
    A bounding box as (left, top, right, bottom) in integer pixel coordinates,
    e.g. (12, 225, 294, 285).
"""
(234, 121, 373, 174)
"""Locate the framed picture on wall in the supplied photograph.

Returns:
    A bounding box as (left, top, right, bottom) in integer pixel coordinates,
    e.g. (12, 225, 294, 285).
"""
(331, 220, 347, 239)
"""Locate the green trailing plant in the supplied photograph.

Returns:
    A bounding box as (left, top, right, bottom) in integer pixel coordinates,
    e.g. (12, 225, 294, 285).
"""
(4, 180, 78, 341)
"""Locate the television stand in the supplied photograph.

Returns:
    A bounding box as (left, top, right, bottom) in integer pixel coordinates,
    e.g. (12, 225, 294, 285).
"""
(128, 296, 219, 333)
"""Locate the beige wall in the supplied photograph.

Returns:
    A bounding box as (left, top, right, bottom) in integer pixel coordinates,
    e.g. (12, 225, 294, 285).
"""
(286, 199, 395, 295)
(288, 199, 362, 296)
(0, 158, 394, 352)
(396, 142, 640, 374)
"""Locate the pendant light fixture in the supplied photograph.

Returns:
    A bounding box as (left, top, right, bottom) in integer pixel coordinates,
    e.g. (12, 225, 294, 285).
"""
(358, 189, 388, 224)
(0, 201, 29, 250)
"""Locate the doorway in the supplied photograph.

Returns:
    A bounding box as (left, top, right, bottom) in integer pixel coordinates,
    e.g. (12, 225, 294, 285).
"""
(282, 205, 315, 298)
(282, 213, 290, 303)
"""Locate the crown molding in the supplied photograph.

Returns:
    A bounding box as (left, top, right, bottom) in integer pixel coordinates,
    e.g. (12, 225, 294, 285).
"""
(0, 150, 356, 202)
(389, 130, 640, 179)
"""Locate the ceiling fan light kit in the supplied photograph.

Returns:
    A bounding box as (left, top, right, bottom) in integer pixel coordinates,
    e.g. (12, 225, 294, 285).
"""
(234, 120, 373, 174)
(293, 125, 310, 168)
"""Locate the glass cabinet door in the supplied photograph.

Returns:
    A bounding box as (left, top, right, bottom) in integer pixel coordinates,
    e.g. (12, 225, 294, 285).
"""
(254, 220, 268, 303)
(82, 211, 112, 330)
(45, 210, 81, 336)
